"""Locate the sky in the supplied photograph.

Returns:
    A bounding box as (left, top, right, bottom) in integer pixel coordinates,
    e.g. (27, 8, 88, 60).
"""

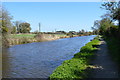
(2, 0, 120, 2)
(3, 2, 106, 32)
(1, 0, 104, 2)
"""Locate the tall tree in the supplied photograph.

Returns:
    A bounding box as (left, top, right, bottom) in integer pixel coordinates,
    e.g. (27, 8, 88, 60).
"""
(13, 21, 21, 33)
(11, 26, 16, 34)
(92, 18, 114, 35)
(1, 7, 12, 34)
(0, 6, 12, 47)
(91, 20, 100, 34)
(101, 1, 120, 28)
(81, 29, 85, 34)
(19, 22, 31, 33)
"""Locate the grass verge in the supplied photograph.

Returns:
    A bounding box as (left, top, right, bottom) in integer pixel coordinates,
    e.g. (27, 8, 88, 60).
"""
(49, 36, 100, 80)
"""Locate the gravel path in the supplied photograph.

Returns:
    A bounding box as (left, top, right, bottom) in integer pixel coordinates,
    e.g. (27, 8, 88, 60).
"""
(89, 40, 119, 78)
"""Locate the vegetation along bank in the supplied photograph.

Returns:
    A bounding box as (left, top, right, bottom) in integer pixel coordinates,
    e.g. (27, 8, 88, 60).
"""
(7, 33, 82, 46)
(49, 36, 100, 79)
(92, 2, 120, 68)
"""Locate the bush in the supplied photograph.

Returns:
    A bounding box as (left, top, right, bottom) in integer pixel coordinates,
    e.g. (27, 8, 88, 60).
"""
(20, 37, 30, 44)
(105, 37, 120, 66)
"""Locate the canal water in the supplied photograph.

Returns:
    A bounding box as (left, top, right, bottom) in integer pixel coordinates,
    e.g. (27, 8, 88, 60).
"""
(3, 35, 96, 78)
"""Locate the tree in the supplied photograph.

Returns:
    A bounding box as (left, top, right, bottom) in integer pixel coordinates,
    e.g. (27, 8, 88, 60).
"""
(11, 26, 16, 34)
(99, 18, 114, 34)
(19, 22, 31, 33)
(81, 29, 85, 34)
(56, 31, 66, 34)
(101, 1, 120, 28)
(34, 30, 39, 34)
(1, 6, 13, 34)
(66, 32, 73, 37)
(91, 20, 100, 30)
(13, 21, 22, 33)
(92, 18, 114, 35)
(0, 6, 13, 47)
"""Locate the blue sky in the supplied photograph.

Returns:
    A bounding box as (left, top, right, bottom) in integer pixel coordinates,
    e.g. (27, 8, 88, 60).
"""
(3, 2, 105, 32)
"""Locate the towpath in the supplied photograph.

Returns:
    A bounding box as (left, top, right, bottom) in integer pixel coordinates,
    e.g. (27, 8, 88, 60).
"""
(89, 40, 119, 78)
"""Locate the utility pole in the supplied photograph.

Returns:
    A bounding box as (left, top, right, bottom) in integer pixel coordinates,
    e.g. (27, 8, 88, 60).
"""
(55, 29, 56, 32)
(39, 23, 41, 33)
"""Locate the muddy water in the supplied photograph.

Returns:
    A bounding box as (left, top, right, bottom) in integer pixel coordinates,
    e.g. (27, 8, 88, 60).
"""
(3, 35, 96, 78)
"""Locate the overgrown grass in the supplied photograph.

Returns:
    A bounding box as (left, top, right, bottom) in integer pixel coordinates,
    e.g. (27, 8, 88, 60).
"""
(10, 34, 67, 38)
(105, 37, 120, 66)
(8, 34, 36, 45)
(50, 36, 100, 80)
(9, 34, 36, 38)
(54, 34, 67, 37)
(8, 34, 66, 45)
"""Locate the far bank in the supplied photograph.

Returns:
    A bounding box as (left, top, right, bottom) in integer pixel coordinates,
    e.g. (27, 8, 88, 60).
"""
(4, 33, 92, 47)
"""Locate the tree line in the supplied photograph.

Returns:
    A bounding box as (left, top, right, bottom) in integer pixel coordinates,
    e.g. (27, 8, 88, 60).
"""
(0, 7, 31, 34)
(12, 21, 31, 34)
(0, 7, 31, 47)
(92, 1, 120, 39)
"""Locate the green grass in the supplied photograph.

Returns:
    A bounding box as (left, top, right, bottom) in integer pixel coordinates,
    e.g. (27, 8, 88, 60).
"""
(105, 37, 120, 66)
(50, 36, 100, 79)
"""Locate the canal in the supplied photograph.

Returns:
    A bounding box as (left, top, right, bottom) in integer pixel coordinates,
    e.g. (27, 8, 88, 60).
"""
(3, 35, 96, 78)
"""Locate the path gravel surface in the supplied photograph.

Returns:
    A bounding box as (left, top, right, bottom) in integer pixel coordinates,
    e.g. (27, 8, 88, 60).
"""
(89, 40, 119, 78)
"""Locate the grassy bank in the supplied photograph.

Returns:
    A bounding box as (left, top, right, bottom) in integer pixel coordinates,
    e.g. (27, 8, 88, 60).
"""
(104, 37, 120, 66)
(7, 34, 37, 45)
(9, 34, 36, 38)
(7, 34, 67, 46)
(6, 34, 93, 46)
(50, 36, 100, 79)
